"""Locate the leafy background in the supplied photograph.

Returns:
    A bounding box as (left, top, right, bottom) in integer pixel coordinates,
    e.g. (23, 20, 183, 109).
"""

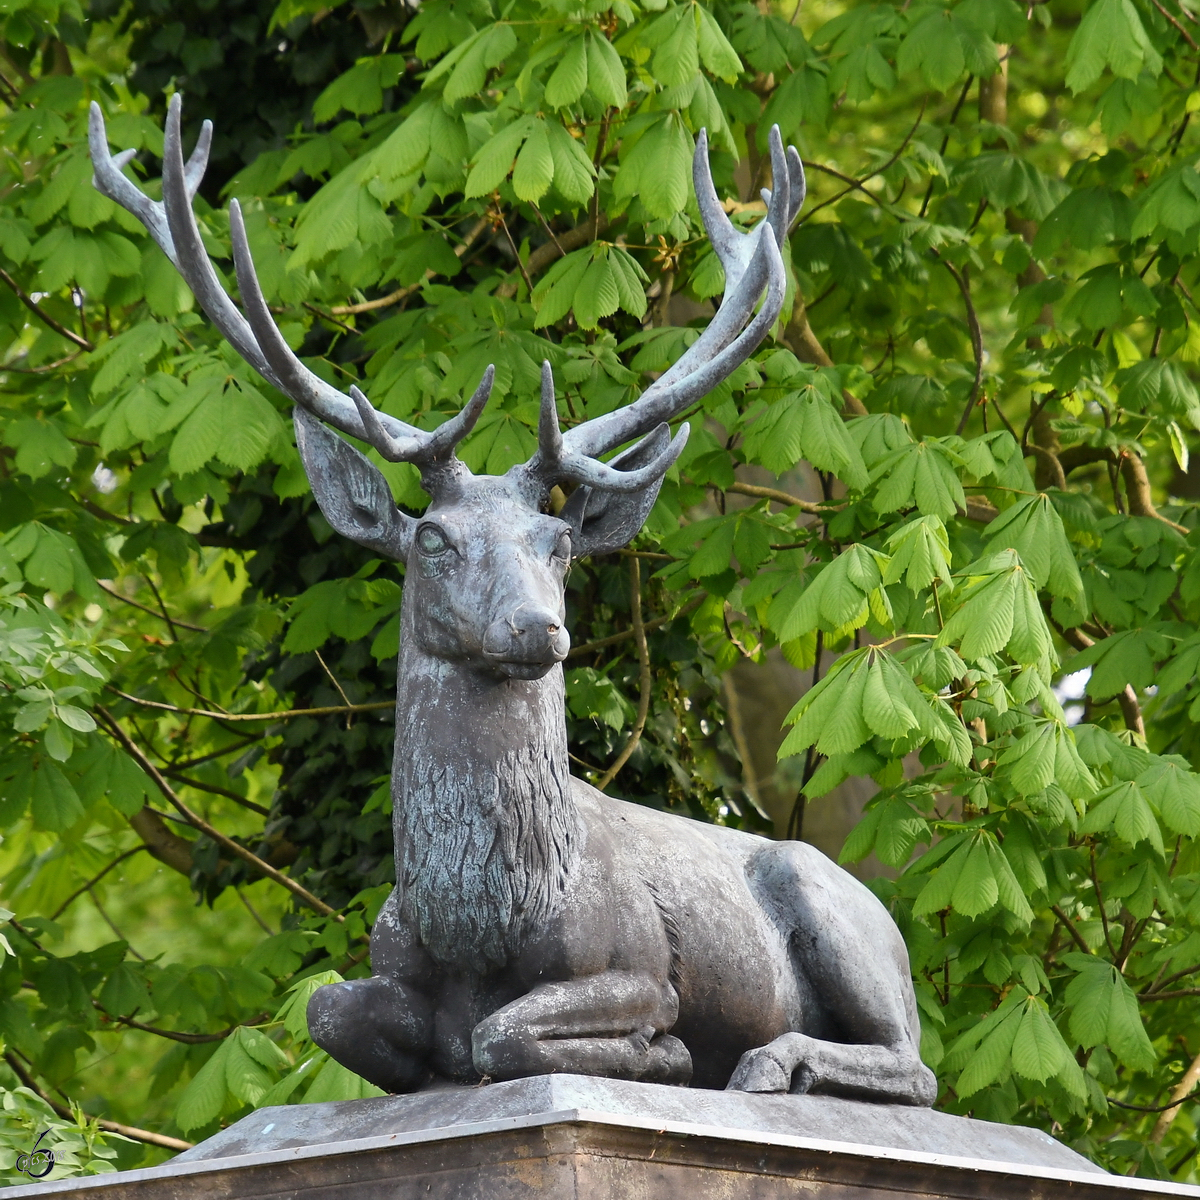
(3, 0, 1200, 1180)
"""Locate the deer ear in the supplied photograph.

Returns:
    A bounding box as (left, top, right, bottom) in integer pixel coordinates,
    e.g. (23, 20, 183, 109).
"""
(293, 406, 415, 561)
(559, 426, 672, 558)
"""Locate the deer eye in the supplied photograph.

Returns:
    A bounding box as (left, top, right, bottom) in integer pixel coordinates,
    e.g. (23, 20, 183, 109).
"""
(417, 525, 450, 556)
(552, 531, 572, 562)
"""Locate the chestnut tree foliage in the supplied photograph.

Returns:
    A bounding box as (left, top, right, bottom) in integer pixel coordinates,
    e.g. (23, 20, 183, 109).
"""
(4, 0, 1200, 1178)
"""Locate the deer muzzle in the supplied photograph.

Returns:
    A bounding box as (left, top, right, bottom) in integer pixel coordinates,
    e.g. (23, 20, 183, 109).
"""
(482, 604, 570, 679)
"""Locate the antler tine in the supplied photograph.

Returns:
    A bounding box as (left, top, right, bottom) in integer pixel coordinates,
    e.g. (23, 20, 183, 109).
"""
(421, 364, 495, 461)
(537, 360, 563, 461)
(554, 423, 690, 494)
(563, 223, 787, 464)
(518, 360, 688, 497)
(231, 197, 493, 465)
(89, 102, 175, 264)
(160, 97, 280, 385)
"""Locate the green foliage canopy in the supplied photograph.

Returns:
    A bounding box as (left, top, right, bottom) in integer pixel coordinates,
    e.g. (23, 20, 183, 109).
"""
(3, 0, 1200, 1179)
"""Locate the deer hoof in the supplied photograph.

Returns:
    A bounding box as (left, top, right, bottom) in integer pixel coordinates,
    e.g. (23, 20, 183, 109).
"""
(726, 1046, 791, 1093)
(641, 1033, 692, 1085)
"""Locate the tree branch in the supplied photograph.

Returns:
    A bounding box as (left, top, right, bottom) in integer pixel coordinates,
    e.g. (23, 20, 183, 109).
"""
(938, 257, 984, 435)
(0, 268, 94, 351)
(329, 216, 490, 315)
(1051, 904, 1093, 955)
(567, 598, 703, 658)
(1151, 1048, 1200, 1143)
(106, 685, 393, 722)
(3, 1051, 192, 1151)
(50, 847, 148, 920)
(597, 557, 652, 791)
(725, 481, 825, 514)
(97, 708, 341, 919)
(97, 581, 206, 631)
(128, 805, 195, 876)
(526, 211, 609, 278)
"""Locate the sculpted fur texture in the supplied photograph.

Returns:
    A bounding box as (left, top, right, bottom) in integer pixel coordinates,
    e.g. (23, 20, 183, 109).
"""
(93, 98, 937, 1107)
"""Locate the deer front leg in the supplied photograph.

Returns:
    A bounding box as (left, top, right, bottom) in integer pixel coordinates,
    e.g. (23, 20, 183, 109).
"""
(472, 971, 692, 1085)
(307, 891, 438, 1094)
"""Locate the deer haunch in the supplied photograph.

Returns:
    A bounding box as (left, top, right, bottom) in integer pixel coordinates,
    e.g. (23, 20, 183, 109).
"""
(307, 781, 934, 1102)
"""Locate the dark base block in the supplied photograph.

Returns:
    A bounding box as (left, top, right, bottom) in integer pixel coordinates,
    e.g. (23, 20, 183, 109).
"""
(11, 1075, 1200, 1200)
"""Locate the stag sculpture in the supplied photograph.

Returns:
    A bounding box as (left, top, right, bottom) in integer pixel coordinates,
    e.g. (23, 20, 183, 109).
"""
(91, 96, 936, 1105)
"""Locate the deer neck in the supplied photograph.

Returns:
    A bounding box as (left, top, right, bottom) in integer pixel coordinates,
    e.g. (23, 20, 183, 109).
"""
(391, 617, 581, 974)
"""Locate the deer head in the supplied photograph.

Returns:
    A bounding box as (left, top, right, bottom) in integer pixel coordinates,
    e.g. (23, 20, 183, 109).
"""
(90, 97, 804, 679)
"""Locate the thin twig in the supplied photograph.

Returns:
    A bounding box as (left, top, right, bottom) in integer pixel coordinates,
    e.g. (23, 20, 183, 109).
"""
(97, 580, 206, 632)
(50, 848, 148, 921)
(88, 889, 145, 960)
(303, 301, 357, 336)
(800, 100, 926, 223)
(1051, 904, 1093, 955)
(921, 76, 974, 218)
(160, 768, 270, 816)
(725, 481, 827, 514)
(105, 685, 393, 722)
(1151, 1049, 1200, 1142)
(1151, 0, 1200, 50)
(1147, 961, 1200, 994)
(496, 207, 535, 295)
(0, 268, 94, 350)
(1140, 988, 1200, 1001)
(3, 1051, 194, 1151)
(236, 887, 275, 936)
(329, 216, 490, 315)
(95, 1004, 249, 1044)
(530, 202, 566, 258)
(96, 707, 342, 920)
(596, 558, 651, 791)
(143, 574, 178, 643)
(939, 257, 984, 435)
(567, 598, 703, 658)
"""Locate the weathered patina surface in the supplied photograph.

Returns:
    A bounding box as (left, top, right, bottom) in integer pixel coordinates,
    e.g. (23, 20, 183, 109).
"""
(90, 99, 935, 1106)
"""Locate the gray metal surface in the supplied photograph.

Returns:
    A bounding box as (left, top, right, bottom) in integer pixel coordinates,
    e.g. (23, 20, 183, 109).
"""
(172, 1073, 1097, 1171)
(92, 98, 932, 1108)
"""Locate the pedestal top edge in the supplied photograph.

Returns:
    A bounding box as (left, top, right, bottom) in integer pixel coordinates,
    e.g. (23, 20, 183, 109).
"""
(7, 1105, 1200, 1200)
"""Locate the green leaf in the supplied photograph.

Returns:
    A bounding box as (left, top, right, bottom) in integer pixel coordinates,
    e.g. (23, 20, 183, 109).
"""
(983, 494, 1084, 603)
(653, 8, 700, 86)
(1080, 780, 1164, 853)
(176, 1041, 232, 1132)
(546, 122, 596, 204)
(696, 7, 743, 82)
(30, 761, 84, 831)
(898, 12, 967, 92)
(574, 254, 621, 331)
(465, 117, 535, 198)
(1010, 998, 1068, 1082)
(883, 515, 952, 593)
(545, 35, 589, 108)
(586, 33, 627, 107)
(1065, 0, 1162, 93)
(512, 119, 554, 203)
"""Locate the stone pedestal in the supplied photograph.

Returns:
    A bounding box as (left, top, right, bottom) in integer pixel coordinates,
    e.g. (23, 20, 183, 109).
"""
(12, 1074, 1200, 1200)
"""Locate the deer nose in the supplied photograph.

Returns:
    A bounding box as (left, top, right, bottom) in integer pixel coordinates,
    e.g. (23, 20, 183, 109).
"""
(482, 603, 569, 668)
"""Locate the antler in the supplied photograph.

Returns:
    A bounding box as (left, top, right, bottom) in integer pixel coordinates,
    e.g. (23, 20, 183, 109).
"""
(91, 96, 800, 498)
(517, 124, 801, 499)
(557, 125, 802, 464)
(89, 94, 490, 474)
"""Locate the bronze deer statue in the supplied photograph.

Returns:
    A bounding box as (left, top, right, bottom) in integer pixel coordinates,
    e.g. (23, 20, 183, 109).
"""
(91, 96, 936, 1105)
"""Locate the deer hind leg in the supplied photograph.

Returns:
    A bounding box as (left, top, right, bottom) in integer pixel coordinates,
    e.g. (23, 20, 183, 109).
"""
(728, 841, 937, 1106)
(307, 892, 437, 1094)
(472, 971, 692, 1085)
